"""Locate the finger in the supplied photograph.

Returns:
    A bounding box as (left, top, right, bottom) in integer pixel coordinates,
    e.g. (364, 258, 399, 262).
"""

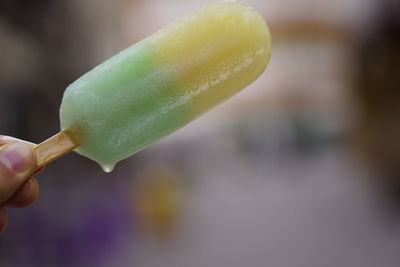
(0, 137, 44, 175)
(4, 177, 39, 208)
(0, 206, 7, 232)
(0, 142, 37, 204)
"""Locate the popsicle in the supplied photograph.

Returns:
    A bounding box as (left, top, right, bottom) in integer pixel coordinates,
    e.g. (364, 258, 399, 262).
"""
(34, 1, 271, 172)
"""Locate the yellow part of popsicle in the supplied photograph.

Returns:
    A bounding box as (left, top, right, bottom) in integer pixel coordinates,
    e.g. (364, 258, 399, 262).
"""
(151, 1, 271, 114)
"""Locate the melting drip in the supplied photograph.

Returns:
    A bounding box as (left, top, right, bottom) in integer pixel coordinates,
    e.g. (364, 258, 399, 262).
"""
(100, 163, 115, 173)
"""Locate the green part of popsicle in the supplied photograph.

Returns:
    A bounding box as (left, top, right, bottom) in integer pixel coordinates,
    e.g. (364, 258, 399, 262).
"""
(60, 40, 190, 170)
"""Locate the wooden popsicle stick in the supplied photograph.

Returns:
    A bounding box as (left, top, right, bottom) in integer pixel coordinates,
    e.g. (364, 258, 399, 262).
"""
(33, 130, 78, 169)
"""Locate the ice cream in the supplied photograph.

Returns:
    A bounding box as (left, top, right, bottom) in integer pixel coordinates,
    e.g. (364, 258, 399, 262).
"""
(59, 1, 271, 171)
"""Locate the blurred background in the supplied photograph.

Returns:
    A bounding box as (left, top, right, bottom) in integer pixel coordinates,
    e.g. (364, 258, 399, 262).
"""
(0, 0, 400, 266)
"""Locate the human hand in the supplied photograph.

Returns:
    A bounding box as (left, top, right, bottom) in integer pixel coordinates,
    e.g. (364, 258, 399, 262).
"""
(0, 136, 40, 232)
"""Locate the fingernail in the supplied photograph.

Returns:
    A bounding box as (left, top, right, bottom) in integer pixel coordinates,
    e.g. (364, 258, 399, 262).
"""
(0, 143, 33, 173)
(0, 136, 35, 146)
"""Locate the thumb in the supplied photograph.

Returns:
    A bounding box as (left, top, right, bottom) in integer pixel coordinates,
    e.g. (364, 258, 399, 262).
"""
(0, 142, 36, 204)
